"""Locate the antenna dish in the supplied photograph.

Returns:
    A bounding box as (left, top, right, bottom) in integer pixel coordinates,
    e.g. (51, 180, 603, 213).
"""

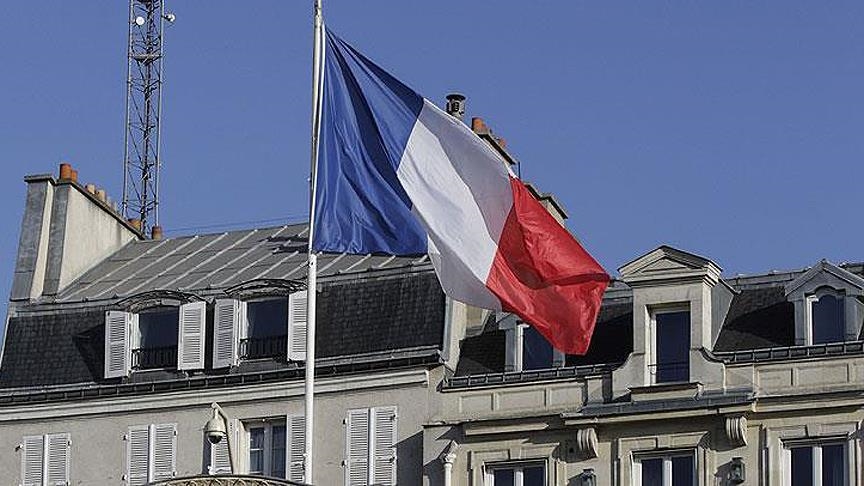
(134, 16, 145, 26)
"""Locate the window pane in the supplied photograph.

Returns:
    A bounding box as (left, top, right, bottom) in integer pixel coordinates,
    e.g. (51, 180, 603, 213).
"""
(641, 458, 663, 486)
(671, 455, 694, 486)
(822, 444, 844, 486)
(812, 294, 844, 344)
(791, 447, 813, 486)
(249, 427, 265, 474)
(523, 326, 554, 370)
(138, 307, 179, 348)
(271, 425, 287, 479)
(522, 465, 545, 486)
(247, 299, 288, 338)
(655, 311, 690, 383)
(492, 468, 515, 486)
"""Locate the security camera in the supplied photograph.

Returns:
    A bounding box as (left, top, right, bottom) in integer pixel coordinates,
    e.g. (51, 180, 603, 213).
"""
(204, 411, 227, 444)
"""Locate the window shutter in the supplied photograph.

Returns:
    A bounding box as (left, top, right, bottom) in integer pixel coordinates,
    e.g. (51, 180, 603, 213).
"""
(213, 299, 241, 368)
(45, 433, 70, 486)
(105, 311, 133, 379)
(126, 426, 149, 486)
(178, 301, 207, 370)
(21, 435, 44, 486)
(371, 407, 397, 486)
(345, 409, 369, 486)
(151, 423, 177, 481)
(287, 415, 306, 482)
(208, 438, 231, 475)
(288, 292, 308, 361)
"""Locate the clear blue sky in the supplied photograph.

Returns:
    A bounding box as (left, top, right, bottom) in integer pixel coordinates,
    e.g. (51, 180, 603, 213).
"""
(1, 2, 863, 334)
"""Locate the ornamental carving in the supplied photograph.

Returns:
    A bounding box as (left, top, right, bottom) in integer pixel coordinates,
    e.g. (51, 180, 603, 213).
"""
(725, 415, 747, 447)
(576, 427, 599, 458)
(152, 476, 302, 486)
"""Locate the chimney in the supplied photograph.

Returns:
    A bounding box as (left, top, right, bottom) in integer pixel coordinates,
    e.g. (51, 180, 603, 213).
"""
(10, 163, 142, 301)
(445, 93, 466, 121)
(151, 225, 163, 240)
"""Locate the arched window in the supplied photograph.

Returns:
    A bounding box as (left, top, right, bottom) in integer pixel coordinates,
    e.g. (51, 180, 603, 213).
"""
(808, 290, 845, 345)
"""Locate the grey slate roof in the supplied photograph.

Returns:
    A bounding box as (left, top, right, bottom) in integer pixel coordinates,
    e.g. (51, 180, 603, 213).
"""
(54, 224, 432, 304)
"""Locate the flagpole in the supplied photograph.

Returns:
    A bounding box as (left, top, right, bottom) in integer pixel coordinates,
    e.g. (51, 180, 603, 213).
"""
(304, 0, 324, 483)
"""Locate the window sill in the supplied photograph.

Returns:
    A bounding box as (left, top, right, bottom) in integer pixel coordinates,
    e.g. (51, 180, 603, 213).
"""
(629, 381, 703, 403)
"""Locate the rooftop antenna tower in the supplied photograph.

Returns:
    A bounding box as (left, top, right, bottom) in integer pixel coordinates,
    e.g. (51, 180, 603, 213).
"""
(122, 0, 175, 235)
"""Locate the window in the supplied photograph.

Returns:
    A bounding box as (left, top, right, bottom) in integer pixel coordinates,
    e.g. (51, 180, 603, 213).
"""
(212, 292, 307, 368)
(503, 321, 565, 372)
(126, 424, 177, 486)
(807, 291, 845, 345)
(345, 406, 397, 486)
(634, 453, 695, 486)
(243, 416, 305, 482)
(248, 422, 286, 478)
(242, 299, 288, 359)
(134, 307, 179, 369)
(104, 302, 206, 378)
(785, 442, 847, 486)
(485, 462, 545, 486)
(650, 309, 690, 383)
(20, 433, 70, 486)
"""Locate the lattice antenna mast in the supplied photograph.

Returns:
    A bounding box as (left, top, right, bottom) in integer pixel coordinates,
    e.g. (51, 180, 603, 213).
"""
(122, 0, 175, 235)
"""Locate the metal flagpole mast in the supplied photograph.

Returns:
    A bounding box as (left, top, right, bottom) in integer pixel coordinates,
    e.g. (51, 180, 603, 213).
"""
(304, 0, 324, 483)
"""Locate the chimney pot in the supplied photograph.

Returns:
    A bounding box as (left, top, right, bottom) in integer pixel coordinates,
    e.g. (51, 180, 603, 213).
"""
(59, 163, 73, 181)
(96, 189, 107, 203)
(151, 225, 164, 240)
(445, 93, 466, 121)
(128, 218, 142, 231)
(497, 137, 507, 148)
(70, 169, 78, 183)
(85, 184, 97, 195)
(471, 117, 488, 134)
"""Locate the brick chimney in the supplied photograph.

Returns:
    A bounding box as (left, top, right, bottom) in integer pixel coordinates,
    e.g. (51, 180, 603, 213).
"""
(10, 163, 142, 301)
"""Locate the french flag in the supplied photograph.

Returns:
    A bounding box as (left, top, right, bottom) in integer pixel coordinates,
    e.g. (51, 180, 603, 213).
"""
(313, 30, 610, 355)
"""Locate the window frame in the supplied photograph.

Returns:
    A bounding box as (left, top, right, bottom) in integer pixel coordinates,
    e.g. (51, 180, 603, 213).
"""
(648, 305, 691, 385)
(243, 419, 287, 479)
(483, 460, 547, 486)
(632, 450, 697, 486)
(241, 297, 290, 361)
(804, 288, 846, 346)
(782, 439, 849, 486)
(501, 318, 565, 372)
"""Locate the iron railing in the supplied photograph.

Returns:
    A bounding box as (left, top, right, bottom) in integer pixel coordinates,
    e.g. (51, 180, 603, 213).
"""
(132, 346, 178, 370)
(240, 335, 287, 360)
(648, 361, 689, 383)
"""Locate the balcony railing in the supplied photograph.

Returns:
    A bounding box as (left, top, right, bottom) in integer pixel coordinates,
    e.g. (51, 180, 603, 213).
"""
(648, 361, 689, 383)
(151, 474, 307, 486)
(240, 335, 287, 360)
(132, 346, 178, 370)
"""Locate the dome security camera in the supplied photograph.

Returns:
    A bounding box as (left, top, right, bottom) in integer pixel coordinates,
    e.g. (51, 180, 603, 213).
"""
(204, 409, 227, 444)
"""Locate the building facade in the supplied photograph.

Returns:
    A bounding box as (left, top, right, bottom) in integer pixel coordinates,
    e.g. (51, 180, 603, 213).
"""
(1, 164, 862, 485)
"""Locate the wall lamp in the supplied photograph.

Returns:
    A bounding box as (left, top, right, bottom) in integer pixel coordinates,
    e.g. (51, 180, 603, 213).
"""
(729, 457, 745, 484)
(579, 468, 596, 486)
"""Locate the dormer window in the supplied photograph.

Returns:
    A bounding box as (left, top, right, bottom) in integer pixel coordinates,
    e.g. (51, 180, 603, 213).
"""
(133, 306, 179, 370)
(785, 260, 864, 346)
(650, 308, 690, 384)
(241, 298, 289, 360)
(212, 291, 307, 369)
(807, 290, 845, 345)
(499, 314, 564, 372)
(104, 293, 206, 379)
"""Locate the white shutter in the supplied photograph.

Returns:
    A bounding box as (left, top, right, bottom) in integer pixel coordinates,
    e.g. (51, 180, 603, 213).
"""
(151, 423, 177, 481)
(345, 409, 369, 486)
(126, 426, 149, 486)
(178, 301, 207, 370)
(21, 435, 44, 486)
(288, 292, 308, 361)
(213, 299, 241, 368)
(45, 433, 70, 486)
(105, 311, 133, 378)
(208, 438, 231, 475)
(371, 407, 397, 486)
(287, 415, 306, 482)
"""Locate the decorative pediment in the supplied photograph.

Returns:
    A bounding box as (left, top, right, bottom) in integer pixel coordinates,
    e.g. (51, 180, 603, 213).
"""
(784, 260, 864, 299)
(618, 246, 722, 286)
(224, 278, 306, 300)
(114, 289, 203, 313)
